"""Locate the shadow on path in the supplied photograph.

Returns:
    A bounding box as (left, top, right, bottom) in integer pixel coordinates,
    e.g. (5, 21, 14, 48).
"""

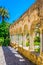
(2, 46, 35, 65)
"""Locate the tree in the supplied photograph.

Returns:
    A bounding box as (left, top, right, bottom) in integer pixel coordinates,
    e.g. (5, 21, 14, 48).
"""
(0, 7, 9, 22)
(0, 7, 10, 46)
(0, 21, 10, 46)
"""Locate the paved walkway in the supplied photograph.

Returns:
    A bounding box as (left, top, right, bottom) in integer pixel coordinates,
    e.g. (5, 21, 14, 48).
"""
(0, 46, 35, 65)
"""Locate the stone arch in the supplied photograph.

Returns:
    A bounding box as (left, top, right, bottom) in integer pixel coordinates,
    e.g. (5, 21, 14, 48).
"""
(29, 16, 40, 51)
(23, 24, 30, 47)
(19, 26, 23, 34)
(24, 24, 29, 34)
(30, 18, 40, 34)
(29, 19, 43, 53)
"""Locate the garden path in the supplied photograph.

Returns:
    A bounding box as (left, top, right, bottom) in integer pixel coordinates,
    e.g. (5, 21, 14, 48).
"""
(0, 46, 35, 65)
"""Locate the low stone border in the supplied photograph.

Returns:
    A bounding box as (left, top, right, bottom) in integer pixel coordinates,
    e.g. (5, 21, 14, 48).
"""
(10, 43, 43, 65)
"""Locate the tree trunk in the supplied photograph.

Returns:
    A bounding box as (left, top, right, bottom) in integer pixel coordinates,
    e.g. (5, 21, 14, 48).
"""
(2, 16, 4, 22)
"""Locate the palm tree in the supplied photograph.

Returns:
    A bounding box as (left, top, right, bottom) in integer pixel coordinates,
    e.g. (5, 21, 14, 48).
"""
(0, 7, 9, 22)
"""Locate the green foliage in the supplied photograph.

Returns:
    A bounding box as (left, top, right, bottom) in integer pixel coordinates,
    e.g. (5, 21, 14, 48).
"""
(3, 38, 10, 46)
(26, 41, 29, 47)
(35, 48, 40, 52)
(0, 21, 10, 46)
(0, 37, 4, 45)
(0, 7, 9, 21)
(34, 42, 40, 46)
(0, 7, 10, 46)
(34, 36, 40, 42)
(34, 36, 40, 46)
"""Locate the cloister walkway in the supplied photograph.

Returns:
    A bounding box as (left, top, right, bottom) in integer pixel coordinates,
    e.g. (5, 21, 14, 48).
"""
(0, 46, 35, 65)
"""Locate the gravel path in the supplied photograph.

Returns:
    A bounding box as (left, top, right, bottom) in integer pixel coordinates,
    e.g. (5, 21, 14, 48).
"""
(0, 46, 35, 65)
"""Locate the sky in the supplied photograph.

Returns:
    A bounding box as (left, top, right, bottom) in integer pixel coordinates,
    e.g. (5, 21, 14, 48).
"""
(0, 0, 36, 23)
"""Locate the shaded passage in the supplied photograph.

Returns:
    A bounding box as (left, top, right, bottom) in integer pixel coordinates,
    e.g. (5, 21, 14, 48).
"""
(2, 46, 35, 65)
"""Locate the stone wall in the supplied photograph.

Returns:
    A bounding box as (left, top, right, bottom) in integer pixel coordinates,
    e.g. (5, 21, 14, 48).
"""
(9, 0, 43, 65)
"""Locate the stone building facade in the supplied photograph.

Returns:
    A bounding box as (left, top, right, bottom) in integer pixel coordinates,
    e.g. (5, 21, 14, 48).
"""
(10, 0, 43, 56)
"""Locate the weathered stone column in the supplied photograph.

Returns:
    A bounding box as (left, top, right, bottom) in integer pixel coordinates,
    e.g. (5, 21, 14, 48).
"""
(17, 34, 19, 44)
(14, 35, 16, 43)
(29, 33, 35, 51)
(16, 35, 18, 44)
(19, 34, 23, 46)
(10, 35, 15, 43)
(23, 35, 27, 47)
(40, 29, 43, 55)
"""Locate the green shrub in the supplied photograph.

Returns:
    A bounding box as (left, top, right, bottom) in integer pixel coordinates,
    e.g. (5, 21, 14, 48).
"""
(34, 42, 40, 46)
(34, 36, 40, 42)
(0, 37, 4, 46)
(35, 48, 40, 52)
(3, 38, 10, 46)
(26, 41, 29, 47)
